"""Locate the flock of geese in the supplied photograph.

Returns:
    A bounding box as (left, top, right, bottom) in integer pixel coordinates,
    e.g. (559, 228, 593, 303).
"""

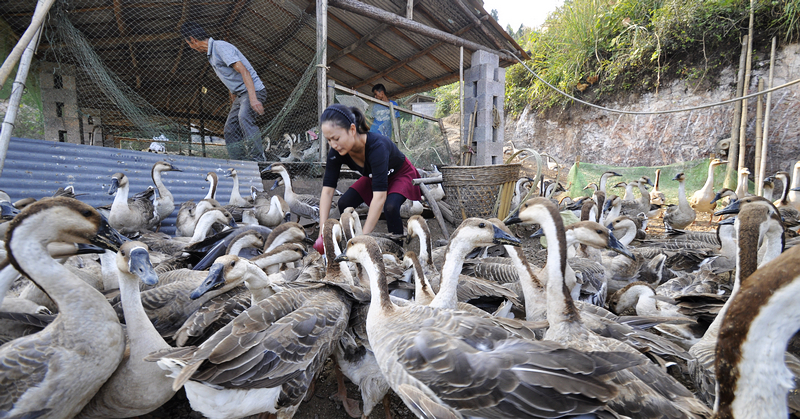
(1, 158, 800, 419)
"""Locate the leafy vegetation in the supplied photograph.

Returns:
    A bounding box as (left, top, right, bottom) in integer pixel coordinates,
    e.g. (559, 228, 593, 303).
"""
(433, 0, 800, 118)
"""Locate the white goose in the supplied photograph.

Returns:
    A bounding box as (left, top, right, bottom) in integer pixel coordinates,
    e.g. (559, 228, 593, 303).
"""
(506, 197, 712, 418)
(76, 241, 174, 419)
(0, 197, 126, 419)
(151, 161, 182, 223)
(689, 158, 728, 223)
(336, 233, 632, 419)
(788, 160, 800, 209)
(664, 172, 696, 230)
(225, 168, 254, 208)
(108, 172, 159, 235)
(265, 163, 333, 223)
(204, 171, 219, 201)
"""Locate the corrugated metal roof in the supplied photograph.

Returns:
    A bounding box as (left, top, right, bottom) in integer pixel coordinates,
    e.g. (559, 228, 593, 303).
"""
(0, 137, 263, 236)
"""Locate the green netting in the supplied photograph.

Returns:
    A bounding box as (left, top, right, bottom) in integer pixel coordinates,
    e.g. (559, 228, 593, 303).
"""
(566, 158, 753, 203)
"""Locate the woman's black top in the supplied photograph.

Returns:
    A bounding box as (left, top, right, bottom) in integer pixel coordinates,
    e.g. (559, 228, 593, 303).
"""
(322, 132, 407, 192)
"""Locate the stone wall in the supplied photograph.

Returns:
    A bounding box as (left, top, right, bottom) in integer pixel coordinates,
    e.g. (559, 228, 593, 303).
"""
(507, 44, 800, 175)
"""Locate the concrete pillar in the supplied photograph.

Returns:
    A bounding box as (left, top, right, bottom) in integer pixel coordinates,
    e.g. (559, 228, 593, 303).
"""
(462, 50, 505, 166)
(40, 62, 82, 144)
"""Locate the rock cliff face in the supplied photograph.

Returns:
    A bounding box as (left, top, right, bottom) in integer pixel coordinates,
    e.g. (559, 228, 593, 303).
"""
(507, 44, 800, 174)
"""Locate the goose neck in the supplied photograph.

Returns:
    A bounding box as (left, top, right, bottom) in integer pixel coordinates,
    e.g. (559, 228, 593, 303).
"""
(118, 269, 167, 350)
(677, 180, 690, 209)
(112, 181, 130, 209)
(507, 246, 547, 322)
(540, 213, 580, 326)
(152, 167, 172, 200)
(431, 240, 471, 309)
(229, 173, 243, 204)
(244, 264, 274, 302)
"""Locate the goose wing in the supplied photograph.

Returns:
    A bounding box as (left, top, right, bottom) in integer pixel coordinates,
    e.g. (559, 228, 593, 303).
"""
(0, 335, 54, 413)
(379, 307, 635, 418)
(168, 284, 350, 406)
(174, 286, 251, 347)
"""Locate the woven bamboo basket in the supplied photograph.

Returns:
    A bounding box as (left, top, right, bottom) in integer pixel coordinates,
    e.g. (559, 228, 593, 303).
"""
(440, 163, 521, 225)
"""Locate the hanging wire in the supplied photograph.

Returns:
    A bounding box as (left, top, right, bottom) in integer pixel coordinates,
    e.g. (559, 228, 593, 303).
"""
(501, 49, 800, 115)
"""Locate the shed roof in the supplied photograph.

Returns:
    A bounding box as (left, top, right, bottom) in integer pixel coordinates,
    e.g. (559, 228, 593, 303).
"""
(0, 0, 527, 137)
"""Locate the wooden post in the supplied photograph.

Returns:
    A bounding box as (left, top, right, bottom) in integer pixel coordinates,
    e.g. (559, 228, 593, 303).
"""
(0, 0, 56, 90)
(459, 46, 464, 158)
(738, 0, 755, 172)
(724, 35, 748, 189)
(406, 0, 413, 19)
(0, 21, 43, 175)
(754, 78, 764, 195)
(759, 37, 777, 194)
(317, 0, 328, 162)
(388, 101, 400, 144)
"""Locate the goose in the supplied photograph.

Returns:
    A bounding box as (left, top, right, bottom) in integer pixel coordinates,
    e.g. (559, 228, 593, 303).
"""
(734, 167, 751, 201)
(619, 176, 653, 217)
(254, 194, 291, 227)
(650, 168, 666, 207)
(398, 199, 424, 219)
(601, 195, 622, 226)
(615, 181, 634, 201)
(265, 162, 334, 223)
(149, 253, 352, 419)
(599, 170, 622, 194)
(774, 170, 792, 208)
(225, 168, 254, 208)
(505, 197, 712, 418)
(762, 175, 775, 201)
(336, 233, 634, 419)
(76, 241, 176, 419)
(172, 243, 308, 347)
(340, 206, 363, 242)
(509, 176, 535, 211)
(714, 241, 800, 418)
(151, 161, 182, 224)
(689, 158, 727, 222)
(664, 172, 696, 230)
(789, 160, 800, 209)
(687, 196, 786, 405)
(108, 172, 159, 235)
(204, 171, 219, 201)
(0, 197, 126, 419)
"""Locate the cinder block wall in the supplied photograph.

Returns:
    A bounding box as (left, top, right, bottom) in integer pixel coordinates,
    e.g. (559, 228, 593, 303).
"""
(462, 51, 505, 166)
(40, 62, 82, 144)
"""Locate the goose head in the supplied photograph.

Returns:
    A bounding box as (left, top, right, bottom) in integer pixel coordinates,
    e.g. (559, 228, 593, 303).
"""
(224, 168, 238, 178)
(607, 281, 654, 314)
(263, 221, 313, 251)
(709, 158, 728, 167)
(1, 201, 20, 220)
(672, 172, 686, 182)
(107, 173, 128, 195)
(6, 197, 126, 273)
(116, 241, 158, 286)
(612, 181, 627, 189)
(565, 221, 634, 259)
(711, 188, 737, 204)
(602, 195, 620, 212)
(153, 161, 182, 173)
(262, 163, 288, 176)
(714, 195, 777, 217)
(639, 176, 654, 187)
(583, 182, 598, 193)
(190, 255, 250, 299)
(449, 218, 522, 249)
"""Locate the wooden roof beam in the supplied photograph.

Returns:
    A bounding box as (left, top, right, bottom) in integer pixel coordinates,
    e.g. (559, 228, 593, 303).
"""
(327, 0, 515, 62)
(352, 20, 478, 90)
(327, 39, 406, 88)
(454, 0, 505, 51)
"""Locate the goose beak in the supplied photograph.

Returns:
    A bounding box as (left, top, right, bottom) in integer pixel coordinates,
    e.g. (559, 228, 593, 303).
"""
(302, 235, 316, 245)
(91, 216, 126, 252)
(503, 209, 522, 225)
(129, 247, 158, 286)
(224, 169, 234, 177)
(170, 164, 183, 172)
(602, 198, 612, 212)
(74, 243, 108, 255)
(717, 217, 736, 226)
(671, 173, 682, 181)
(529, 228, 544, 238)
(492, 224, 520, 247)
(612, 172, 622, 177)
(228, 218, 238, 228)
(334, 253, 349, 263)
(0, 201, 20, 220)
(607, 232, 635, 260)
(283, 212, 293, 223)
(792, 187, 800, 191)
(260, 164, 274, 173)
(710, 191, 723, 204)
(715, 199, 740, 216)
(107, 177, 119, 195)
(270, 179, 281, 191)
(190, 263, 225, 299)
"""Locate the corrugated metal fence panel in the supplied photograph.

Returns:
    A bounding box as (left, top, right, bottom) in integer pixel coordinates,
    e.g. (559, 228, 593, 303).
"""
(0, 137, 263, 236)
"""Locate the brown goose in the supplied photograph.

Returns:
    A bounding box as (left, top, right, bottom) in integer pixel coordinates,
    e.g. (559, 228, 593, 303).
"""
(0, 197, 125, 419)
(336, 232, 634, 419)
(506, 197, 712, 419)
(151, 161, 182, 224)
(108, 172, 159, 235)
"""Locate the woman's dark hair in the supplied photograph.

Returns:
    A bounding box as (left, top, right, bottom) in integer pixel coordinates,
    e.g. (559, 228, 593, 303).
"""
(320, 104, 369, 134)
(180, 22, 209, 41)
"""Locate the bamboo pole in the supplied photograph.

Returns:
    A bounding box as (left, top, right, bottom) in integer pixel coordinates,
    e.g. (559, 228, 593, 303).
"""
(0, 0, 56, 90)
(317, 0, 328, 162)
(738, 0, 755, 172)
(754, 78, 764, 195)
(759, 37, 777, 193)
(724, 35, 748, 189)
(0, 23, 43, 175)
(459, 46, 464, 160)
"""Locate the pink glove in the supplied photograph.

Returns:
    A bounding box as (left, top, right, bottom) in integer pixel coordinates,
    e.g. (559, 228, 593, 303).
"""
(313, 235, 324, 254)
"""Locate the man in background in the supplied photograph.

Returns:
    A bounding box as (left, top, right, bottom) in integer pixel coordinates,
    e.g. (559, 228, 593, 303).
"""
(370, 83, 398, 138)
(181, 21, 267, 161)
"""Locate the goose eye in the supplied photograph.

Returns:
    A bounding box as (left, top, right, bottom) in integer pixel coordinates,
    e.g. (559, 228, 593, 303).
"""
(120, 250, 126, 257)
(81, 209, 93, 218)
(230, 261, 236, 267)
(478, 222, 486, 228)
(596, 229, 603, 234)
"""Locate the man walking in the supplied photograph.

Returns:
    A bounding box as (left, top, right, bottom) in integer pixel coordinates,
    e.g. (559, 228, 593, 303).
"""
(181, 22, 267, 161)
